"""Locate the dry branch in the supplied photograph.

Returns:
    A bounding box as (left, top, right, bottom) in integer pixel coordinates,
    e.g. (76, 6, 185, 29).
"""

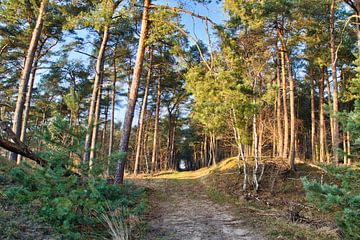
(0, 121, 47, 166)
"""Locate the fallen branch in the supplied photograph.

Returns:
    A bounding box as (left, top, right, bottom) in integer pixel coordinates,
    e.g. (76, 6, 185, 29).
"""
(0, 121, 47, 166)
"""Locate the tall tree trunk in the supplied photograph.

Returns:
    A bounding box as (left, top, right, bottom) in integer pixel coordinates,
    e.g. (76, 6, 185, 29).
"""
(319, 67, 327, 163)
(310, 76, 316, 162)
(10, 0, 48, 161)
(253, 114, 259, 191)
(17, 55, 40, 164)
(280, 44, 289, 159)
(330, 0, 339, 165)
(276, 50, 283, 157)
(89, 72, 104, 170)
(347, 131, 351, 165)
(84, 25, 109, 165)
(115, 0, 151, 184)
(286, 52, 296, 170)
(107, 55, 117, 176)
(151, 73, 161, 173)
(134, 48, 153, 175)
(325, 69, 334, 159)
(101, 88, 110, 157)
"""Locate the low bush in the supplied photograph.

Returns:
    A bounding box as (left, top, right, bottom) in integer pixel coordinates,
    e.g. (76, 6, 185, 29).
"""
(302, 165, 360, 239)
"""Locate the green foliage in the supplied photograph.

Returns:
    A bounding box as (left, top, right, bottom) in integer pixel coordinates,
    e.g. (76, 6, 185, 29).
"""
(302, 166, 360, 239)
(5, 161, 146, 239)
(4, 117, 146, 239)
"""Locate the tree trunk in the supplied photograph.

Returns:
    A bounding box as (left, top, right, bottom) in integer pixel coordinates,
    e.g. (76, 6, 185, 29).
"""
(151, 72, 161, 173)
(89, 76, 104, 170)
(280, 44, 289, 159)
(134, 48, 153, 175)
(276, 50, 283, 157)
(107, 55, 117, 176)
(310, 76, 316, 162)
(101, 88, 110, 157)
(347, 131, 351, 165)
(286, 52, 296, 170)
(115, 0, 151, 184)
(319, 67, 327, 162)
(253, 114, 259, 191)
(84, 25, 109, 165)
(17, 55, 39, 164)
(330, 0, 339, 165)
(325, 69, 334, 161)
(10, 0, 48, 161)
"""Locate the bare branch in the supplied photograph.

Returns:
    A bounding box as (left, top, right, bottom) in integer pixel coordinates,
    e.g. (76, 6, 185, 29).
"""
(148, 4, 217, 27)
(0, 121, 47, 166)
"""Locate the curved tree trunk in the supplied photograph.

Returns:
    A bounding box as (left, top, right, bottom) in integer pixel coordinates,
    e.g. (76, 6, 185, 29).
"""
(115, 0, 151, 184)
(10, 0, 48, 161)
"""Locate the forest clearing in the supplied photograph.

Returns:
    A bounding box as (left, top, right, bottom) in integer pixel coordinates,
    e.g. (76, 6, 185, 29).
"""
(1, 0, 360, 239)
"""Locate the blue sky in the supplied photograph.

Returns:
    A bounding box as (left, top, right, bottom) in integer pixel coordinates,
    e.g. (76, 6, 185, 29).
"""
(38, 1, 227, 125)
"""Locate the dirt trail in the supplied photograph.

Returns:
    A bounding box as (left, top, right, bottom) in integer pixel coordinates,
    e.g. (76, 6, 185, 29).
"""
(132, 174, 264, 240)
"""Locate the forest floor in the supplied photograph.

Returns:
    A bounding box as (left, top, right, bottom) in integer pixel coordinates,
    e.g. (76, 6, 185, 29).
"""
(130, 173, 264, 240)
(129, 158, 340, 240)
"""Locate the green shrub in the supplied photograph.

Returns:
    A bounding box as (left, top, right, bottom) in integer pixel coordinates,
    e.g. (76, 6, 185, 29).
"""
(4, 117, 147, 239)
(302, 165, 360, 239)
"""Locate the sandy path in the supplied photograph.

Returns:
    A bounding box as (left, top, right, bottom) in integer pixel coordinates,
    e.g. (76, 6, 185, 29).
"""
(132, 177, 264, 240)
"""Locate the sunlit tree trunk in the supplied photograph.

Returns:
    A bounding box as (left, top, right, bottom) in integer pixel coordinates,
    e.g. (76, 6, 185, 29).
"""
(325, 69, 334, 162)
(115, 0, 151, 184)
(330, 0, 339, 165)
(84, 25, 109, 165)
(134, 49, 152, 175)
(276, 49, 283, 157)
(285, 52, 296, 170)
(89, 77, 104, 171)
(10, 0, 48, 161)
(17, 54, 40, 164)
(319, 67, 327, 162)
(280, 45, 288, 159)
(151, 73, 161, 172)
(107, 56, 117, 176)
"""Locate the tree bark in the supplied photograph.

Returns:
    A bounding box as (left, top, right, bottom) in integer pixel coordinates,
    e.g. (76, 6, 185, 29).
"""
(17, 55, 40, 164)
(115, 0, 151, 184)
(134, 48, 153, 175)
(286, 52, 296, 170)
(1, 121, 47, 166)
(84, 25, 109, 165)
(319, 67, 327, 162)
(330, 0, 339, 165)
(151, 71, 161, 173)
(107, 55, 117, 176)
(310, 76, 316, 162)
(280, 44, 289, 159)
(101, 88, 110, 157)
(10, 0, 48, 161)
(276, 49, 283, 157)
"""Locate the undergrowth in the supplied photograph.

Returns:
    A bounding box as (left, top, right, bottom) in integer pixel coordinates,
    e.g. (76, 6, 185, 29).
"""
(0, 117, 147, 239)
(302, 164, 360, 239)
